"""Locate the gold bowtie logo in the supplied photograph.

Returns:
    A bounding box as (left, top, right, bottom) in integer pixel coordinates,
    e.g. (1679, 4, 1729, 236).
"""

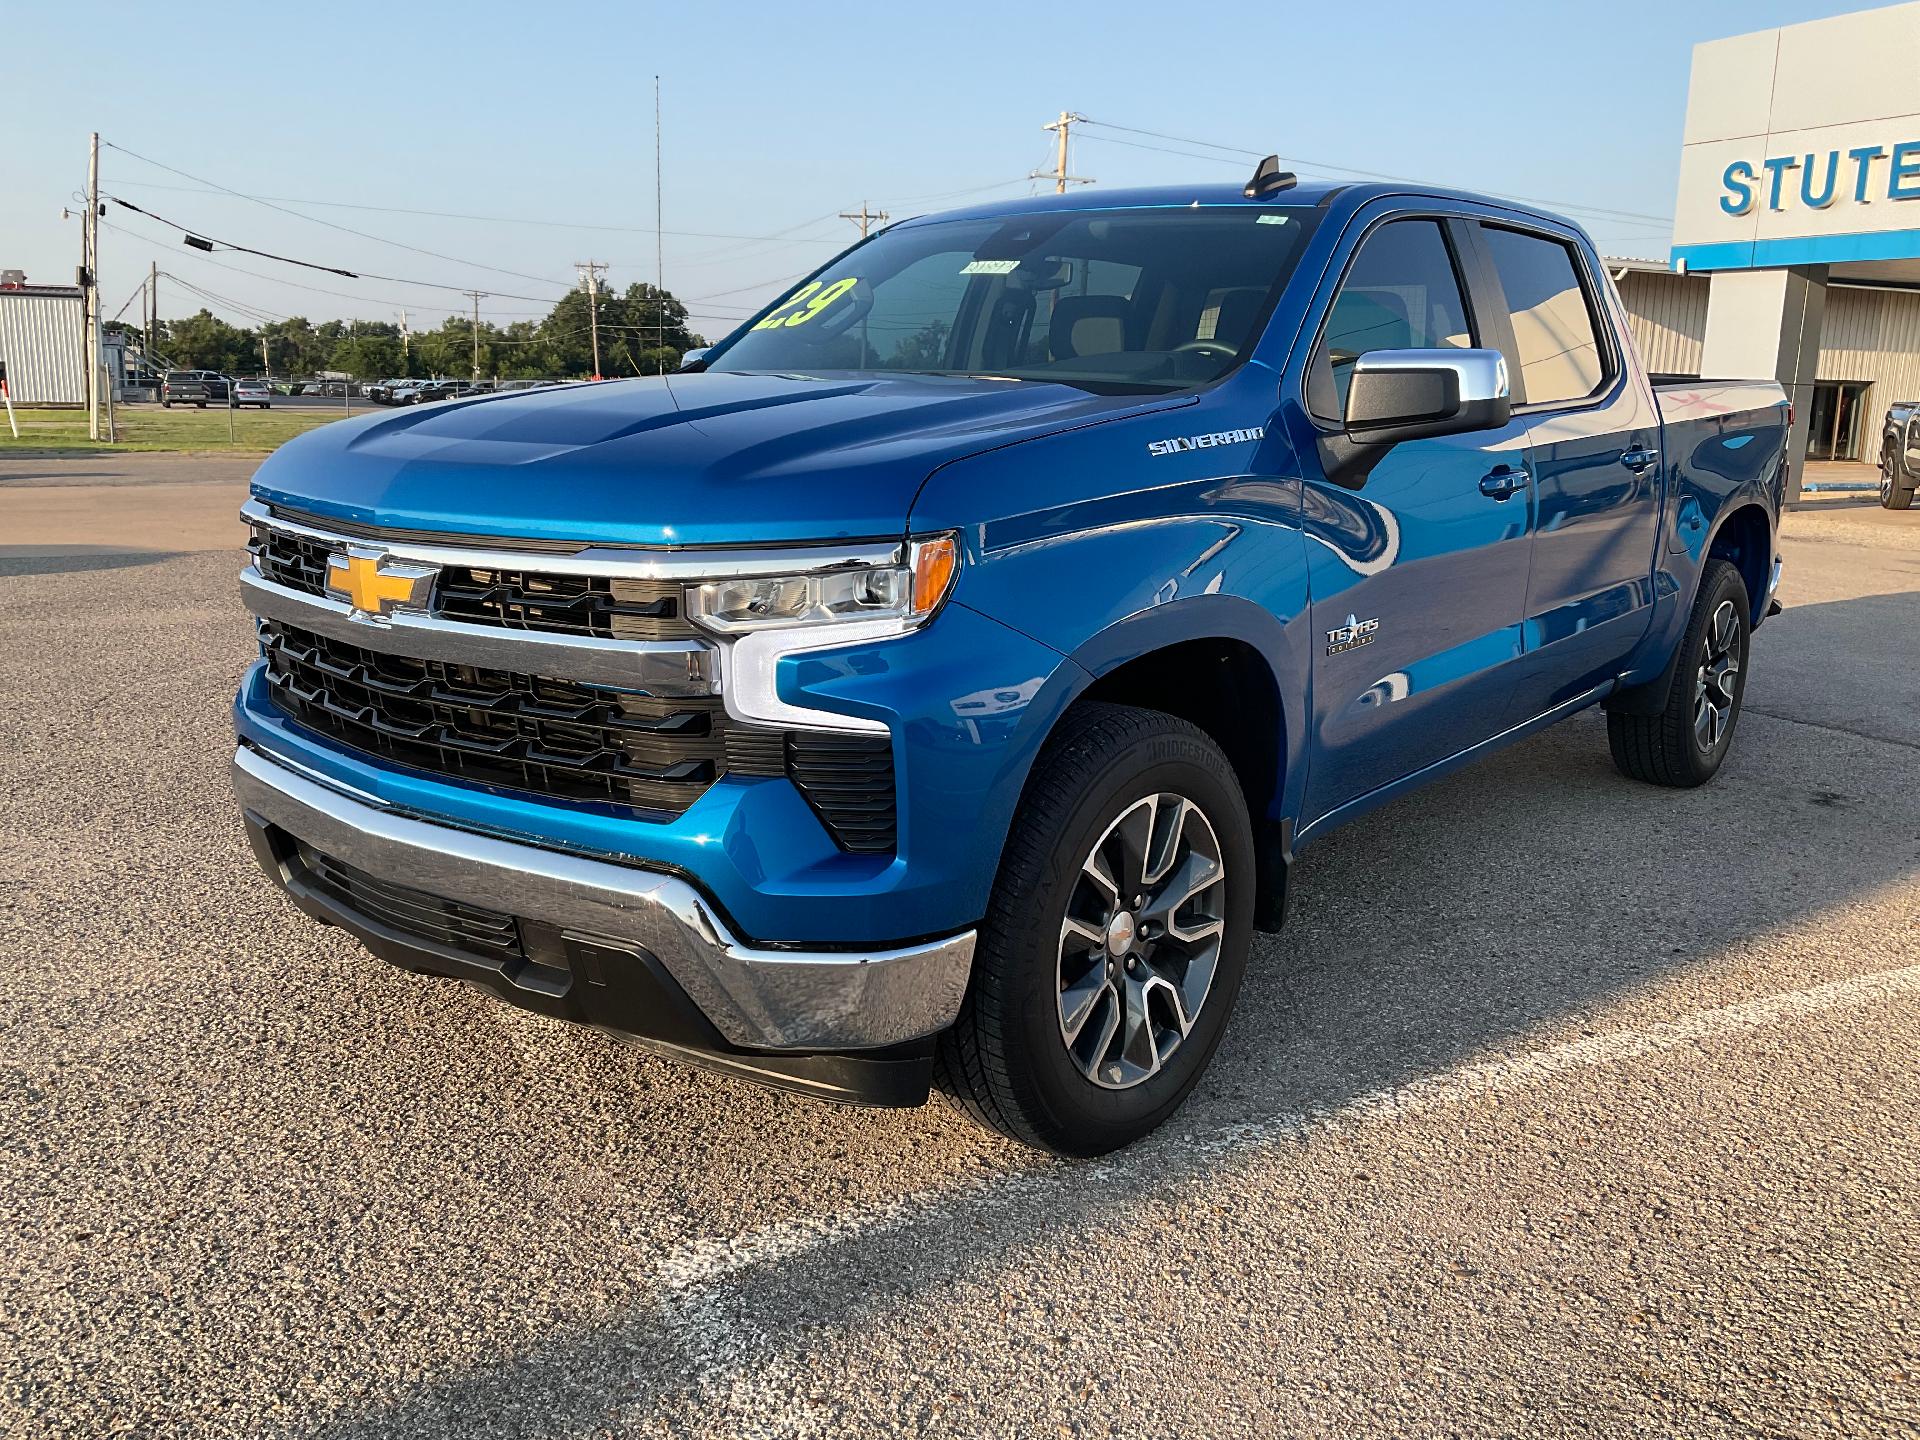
(325, 548, 435, 620)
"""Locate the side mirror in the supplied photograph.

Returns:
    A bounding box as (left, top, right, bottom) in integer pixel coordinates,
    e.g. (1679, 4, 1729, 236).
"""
(1346, 348, 1509, 442)
(1318, 347, 1510, 487)
(678, 346, 711, 371)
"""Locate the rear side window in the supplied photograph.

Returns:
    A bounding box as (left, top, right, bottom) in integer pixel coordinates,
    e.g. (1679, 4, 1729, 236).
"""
(1309, 220, 1472, 420)
(1481, 226, 1607, 407)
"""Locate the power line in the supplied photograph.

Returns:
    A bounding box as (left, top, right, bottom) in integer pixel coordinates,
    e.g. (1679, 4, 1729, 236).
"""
(99, 203, 569, 303)
(107, 175, 1034, 238)
(101, 139, 573, 290)
(1076, 119, 1674, 226)
(100, 217, 542, 318)
(687, 267, 812, 302)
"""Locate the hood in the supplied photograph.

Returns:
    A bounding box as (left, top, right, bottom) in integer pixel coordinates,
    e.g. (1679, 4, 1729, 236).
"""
(251, 371, 1189, 546)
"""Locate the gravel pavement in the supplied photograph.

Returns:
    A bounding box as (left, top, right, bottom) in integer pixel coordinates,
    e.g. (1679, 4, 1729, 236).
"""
(2, 461, 1916, 1438)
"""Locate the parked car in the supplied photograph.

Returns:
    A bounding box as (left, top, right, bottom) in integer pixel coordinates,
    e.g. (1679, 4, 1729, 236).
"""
(1878, 401, 1919, 509)
(410, 380, 473, 403)
(379, 380, 428, 405)
(161, 370, 232, 408)
(364, 378, 410, 405)
(233, 378, 272, 410)
(231, 167, 1790, 1155)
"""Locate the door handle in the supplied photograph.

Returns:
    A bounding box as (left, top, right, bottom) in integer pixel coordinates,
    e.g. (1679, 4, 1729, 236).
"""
(1619, 445, 1660, 473)
(1478, 465, 1530, 500)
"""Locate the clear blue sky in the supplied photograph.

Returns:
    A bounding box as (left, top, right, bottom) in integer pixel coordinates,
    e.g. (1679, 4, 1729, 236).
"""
(0, 0, 1870, 342)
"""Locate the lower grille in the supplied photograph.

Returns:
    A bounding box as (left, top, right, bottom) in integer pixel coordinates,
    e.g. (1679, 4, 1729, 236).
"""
(261, 619, 725, 813)
(787, 734, 897, 854)
(256, 624, 900, 851)
(296, 842, 524, 960)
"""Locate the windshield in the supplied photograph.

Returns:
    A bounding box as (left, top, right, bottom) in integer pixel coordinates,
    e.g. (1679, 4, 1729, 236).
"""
(708, 206, 1319, 394)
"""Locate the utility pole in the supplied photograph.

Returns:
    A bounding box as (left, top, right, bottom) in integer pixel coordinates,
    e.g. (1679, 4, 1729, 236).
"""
(260, 334, 270, 377)
(463, 291, 486, 381)
(84, 132, 102, 439)
(654, 75, 666, 373)
(839, 202, 889, 238)
(397, 309, 410, 365)
(575, 261, 607, 379)
(1033, 110, 1093, 194)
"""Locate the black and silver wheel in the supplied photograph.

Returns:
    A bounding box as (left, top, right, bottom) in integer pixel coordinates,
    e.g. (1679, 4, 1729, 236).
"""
(1692, 596, 1742, 752)
(1057, 792, 1227, 1090)
(1885, 445, 1916, 510)
(1608, 558, 1751, 787)
(937, 702, 1255, 1156)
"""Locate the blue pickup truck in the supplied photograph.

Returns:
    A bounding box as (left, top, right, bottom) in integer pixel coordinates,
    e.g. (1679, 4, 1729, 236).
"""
(232, 164, 1789, 1154)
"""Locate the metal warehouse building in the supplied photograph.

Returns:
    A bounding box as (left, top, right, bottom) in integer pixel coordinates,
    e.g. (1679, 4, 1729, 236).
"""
(1615, 260, 1920, 464)
(0, 283, 86, 406)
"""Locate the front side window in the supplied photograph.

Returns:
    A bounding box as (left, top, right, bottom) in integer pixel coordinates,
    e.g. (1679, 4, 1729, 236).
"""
(1310, 219, 1472, 419)
(1481, 226, 1607, 407)
(708, 207, 1319, 394)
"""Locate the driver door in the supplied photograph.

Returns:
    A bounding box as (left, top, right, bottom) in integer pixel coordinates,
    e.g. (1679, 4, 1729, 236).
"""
(1298, 215, 1538, 823)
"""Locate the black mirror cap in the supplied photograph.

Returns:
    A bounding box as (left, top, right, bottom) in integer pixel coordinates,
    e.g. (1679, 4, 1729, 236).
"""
(1315, 349, 1513, 489)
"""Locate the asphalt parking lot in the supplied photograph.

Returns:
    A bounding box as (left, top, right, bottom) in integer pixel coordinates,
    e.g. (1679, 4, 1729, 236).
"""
(2, 456, 1916, 1439)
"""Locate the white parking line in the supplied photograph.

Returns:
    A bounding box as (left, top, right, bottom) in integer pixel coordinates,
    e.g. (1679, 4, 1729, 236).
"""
(657, 962, 1920, 1297)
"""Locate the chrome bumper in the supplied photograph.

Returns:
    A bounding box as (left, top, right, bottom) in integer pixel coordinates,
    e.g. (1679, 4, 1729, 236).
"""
(231, 745, 973, 1051)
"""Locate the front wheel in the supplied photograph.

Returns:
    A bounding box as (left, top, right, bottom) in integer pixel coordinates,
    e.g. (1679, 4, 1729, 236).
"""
(936, 702, 1256, 1156)
(1608, 558, 1751, 787)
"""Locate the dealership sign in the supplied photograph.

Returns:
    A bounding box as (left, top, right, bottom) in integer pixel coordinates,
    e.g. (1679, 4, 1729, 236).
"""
(1671, 6, 1920, 272)
(1719, 143, 1920, 215)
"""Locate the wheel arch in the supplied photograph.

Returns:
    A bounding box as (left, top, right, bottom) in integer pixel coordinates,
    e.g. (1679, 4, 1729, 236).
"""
(1040, 596, 1304, 931)
(1705, 499, 1773, 628)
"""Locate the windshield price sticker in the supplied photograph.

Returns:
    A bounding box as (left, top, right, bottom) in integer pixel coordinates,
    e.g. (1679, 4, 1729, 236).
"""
(960, 259, 1022, 275)
(752, 277, 859, 330)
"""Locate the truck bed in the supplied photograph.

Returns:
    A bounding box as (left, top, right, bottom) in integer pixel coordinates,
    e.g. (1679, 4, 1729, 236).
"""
(1650, 376, 1789, 426)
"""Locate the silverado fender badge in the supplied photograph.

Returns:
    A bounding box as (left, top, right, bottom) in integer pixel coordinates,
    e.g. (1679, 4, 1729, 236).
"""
(1146, 426, 1265, 457)
(1325, 615, 1379, 655)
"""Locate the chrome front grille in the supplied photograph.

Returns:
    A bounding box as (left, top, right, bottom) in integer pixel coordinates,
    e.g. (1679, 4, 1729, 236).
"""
(435, 564, 692, 641)
(242, 502, 898, 848)
(248, 521, 696, 641)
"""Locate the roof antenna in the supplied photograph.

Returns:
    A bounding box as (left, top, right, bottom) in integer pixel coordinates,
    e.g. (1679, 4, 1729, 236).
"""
(1243, 155, 1298, 198)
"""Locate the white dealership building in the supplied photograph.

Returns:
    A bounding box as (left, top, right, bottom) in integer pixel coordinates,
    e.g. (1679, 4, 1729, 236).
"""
(1613, 1, 1920, 488)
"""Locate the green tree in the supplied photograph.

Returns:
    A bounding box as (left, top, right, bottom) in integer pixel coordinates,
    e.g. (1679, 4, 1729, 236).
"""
(259, 317, 321, 378)
(161, 309, 255, 372)
(416, 313, 503, 379)
(331, 334, 404, 380)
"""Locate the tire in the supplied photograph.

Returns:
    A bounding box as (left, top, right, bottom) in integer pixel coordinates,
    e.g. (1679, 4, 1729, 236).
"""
(1608, 559, 1751, 787)
(1884, 445, 1916, 510)
(196, 402, 206, 409)
(935, 702, 1257, 1156)
(161, 400, 171, 409)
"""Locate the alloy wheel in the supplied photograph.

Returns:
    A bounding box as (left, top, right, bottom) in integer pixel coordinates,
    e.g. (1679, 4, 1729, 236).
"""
(1056, 792, 1227, 1090)
(1693, 598, 1742, 751)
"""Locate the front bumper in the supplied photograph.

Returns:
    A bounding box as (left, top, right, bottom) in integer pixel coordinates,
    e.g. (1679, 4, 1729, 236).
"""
(233, 743, 975, 1105)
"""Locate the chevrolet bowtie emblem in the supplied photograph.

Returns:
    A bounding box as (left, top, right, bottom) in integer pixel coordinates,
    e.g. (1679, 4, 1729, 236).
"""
(325, 547, 436, 622)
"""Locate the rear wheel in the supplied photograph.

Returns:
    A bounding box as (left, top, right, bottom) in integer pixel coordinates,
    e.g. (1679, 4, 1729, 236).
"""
(936, 702, 1256, 1156)
(1608, 558, 1751, 787)
(1885, 444, 1916, 510)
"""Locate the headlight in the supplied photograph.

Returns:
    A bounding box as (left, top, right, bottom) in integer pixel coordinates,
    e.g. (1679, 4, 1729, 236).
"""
(686, 534, 958, 634)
